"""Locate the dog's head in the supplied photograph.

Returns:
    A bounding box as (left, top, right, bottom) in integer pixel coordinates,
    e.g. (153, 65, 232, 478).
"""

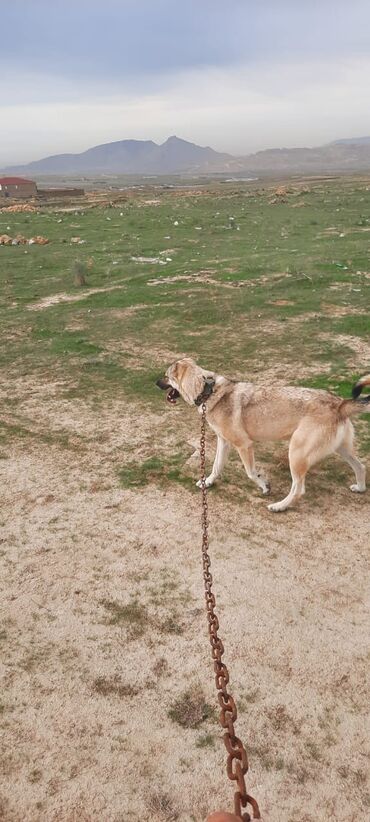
(156, 357, 214, 406)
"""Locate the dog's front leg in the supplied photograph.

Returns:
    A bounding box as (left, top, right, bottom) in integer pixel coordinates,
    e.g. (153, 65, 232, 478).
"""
(196, 436, 230, 488)
(237, 443, 270, 494)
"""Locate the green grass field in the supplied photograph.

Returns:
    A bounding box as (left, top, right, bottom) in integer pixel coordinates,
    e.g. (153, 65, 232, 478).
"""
(1, 177, 369, 437)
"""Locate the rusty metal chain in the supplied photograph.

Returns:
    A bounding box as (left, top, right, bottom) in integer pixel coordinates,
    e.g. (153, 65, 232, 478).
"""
(199, 402, 261, 822)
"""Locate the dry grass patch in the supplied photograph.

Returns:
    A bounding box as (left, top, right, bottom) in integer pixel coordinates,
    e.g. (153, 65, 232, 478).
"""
(92, 675, 140, 697)
(146, 790, 179, 822)
(101, 598, 148, 639)
(195, 732, 215, 749)
(152, 657, 169, 678)
(168, 686, 215, 729)
(266, 703, 301, 735)
(159, 614, 184, 635)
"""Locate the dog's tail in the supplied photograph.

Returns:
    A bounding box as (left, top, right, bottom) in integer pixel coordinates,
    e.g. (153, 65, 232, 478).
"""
(338, 374, 370, 418)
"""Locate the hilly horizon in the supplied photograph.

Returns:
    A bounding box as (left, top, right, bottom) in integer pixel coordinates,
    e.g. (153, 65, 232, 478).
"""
(3, 134, 370, 177)
(2, 136, 234, 176)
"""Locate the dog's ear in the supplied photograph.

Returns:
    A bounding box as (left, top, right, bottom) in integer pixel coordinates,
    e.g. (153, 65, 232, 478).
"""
(173, 361, 188, 383)
(172, 358, 196, 382)
(177, 360, 204, 405)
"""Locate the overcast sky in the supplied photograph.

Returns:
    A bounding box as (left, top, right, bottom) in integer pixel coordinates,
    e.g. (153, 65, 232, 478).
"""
(2, 0, 370, 166)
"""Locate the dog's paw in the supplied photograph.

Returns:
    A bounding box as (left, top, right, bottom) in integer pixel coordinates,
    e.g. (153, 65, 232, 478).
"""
(267, 501, 288, 513)
(350, 483, 366, 493)
(196, 477, 214, 489)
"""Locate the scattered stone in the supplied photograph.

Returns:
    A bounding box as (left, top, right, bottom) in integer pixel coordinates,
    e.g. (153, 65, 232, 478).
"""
(131, 256, 167, 265)
(275, 185, 287, 196)
(1, 234, 49, 245)
(0, 203, 37, 213)
(29, 236, 49, 245)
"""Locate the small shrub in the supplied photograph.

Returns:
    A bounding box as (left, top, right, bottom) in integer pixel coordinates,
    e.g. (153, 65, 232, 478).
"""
(72, 259, 88, 286)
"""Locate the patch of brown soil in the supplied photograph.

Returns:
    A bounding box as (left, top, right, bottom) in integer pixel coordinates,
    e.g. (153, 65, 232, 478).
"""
(27, 283, 127, 311)
(148, 273, 217, 287)
(321, 333, 370, 364)
(320, 303, 367, 317)
(268, 299, 295, 306)
(244, 361, 332, 384)
(148, 271, 291, 290)
(107, 304, 150, 319)
(103, 339, 181, 370)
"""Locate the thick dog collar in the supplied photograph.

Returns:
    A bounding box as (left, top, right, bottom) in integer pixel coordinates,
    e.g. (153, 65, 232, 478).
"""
(194, 377, 215, 406)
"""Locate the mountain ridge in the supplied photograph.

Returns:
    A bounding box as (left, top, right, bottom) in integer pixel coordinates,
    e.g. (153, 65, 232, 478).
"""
(3, 134, 370, 176)
(2, 136, 233, 176)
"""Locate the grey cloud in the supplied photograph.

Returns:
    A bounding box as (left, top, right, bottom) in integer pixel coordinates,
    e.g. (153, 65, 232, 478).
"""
(3, 0, 370, 96)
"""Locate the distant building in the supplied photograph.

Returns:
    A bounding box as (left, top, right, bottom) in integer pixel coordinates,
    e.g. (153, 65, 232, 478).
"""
(0, 177, 37, 199)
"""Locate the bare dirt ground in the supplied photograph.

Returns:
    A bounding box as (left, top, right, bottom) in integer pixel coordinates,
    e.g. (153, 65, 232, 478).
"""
(1, 380, 369, 822)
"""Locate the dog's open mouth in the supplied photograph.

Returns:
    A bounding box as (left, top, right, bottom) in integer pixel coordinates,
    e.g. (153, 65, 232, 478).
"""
(167, 388, 180, 404)
(155, 377, 180, 404)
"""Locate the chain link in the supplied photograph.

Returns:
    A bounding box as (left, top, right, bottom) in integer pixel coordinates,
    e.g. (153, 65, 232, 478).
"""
(199, 403, 261, 822)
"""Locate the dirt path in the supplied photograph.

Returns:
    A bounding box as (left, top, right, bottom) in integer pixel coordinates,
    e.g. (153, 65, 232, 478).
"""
(1, 387, 369, 822)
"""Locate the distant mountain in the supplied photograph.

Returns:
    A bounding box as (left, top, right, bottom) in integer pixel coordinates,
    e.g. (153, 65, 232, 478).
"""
(330, 136, 370, 146)
(238, 142, 370, 175)
(3, 135, 370, 177)
(3, 136, 234, 176)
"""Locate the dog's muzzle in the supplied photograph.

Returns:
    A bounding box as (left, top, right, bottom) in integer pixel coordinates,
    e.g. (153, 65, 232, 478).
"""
(156, 378, 180, 404)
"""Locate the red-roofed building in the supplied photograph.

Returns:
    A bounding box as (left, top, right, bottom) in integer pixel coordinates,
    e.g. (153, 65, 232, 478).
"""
(0, 177, 37, 199)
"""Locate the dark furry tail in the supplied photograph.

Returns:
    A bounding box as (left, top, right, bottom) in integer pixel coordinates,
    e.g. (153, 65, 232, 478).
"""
(352, 374, 370, 400)
(339, 374, 370, 418)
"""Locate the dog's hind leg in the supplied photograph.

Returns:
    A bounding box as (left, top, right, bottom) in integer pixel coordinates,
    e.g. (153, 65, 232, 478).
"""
(268, 472, 305, 513)
(196, 435, 230, 488)
(268, 445, 307, 513)
(268, 419, 318, 512)
(237, 443, 270, 494)
(336, 421, 366, 493)
(268, 417, 341, 512)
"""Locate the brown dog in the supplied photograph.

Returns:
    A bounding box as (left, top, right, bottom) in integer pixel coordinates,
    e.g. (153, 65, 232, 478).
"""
(156, 358, 370, 511)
